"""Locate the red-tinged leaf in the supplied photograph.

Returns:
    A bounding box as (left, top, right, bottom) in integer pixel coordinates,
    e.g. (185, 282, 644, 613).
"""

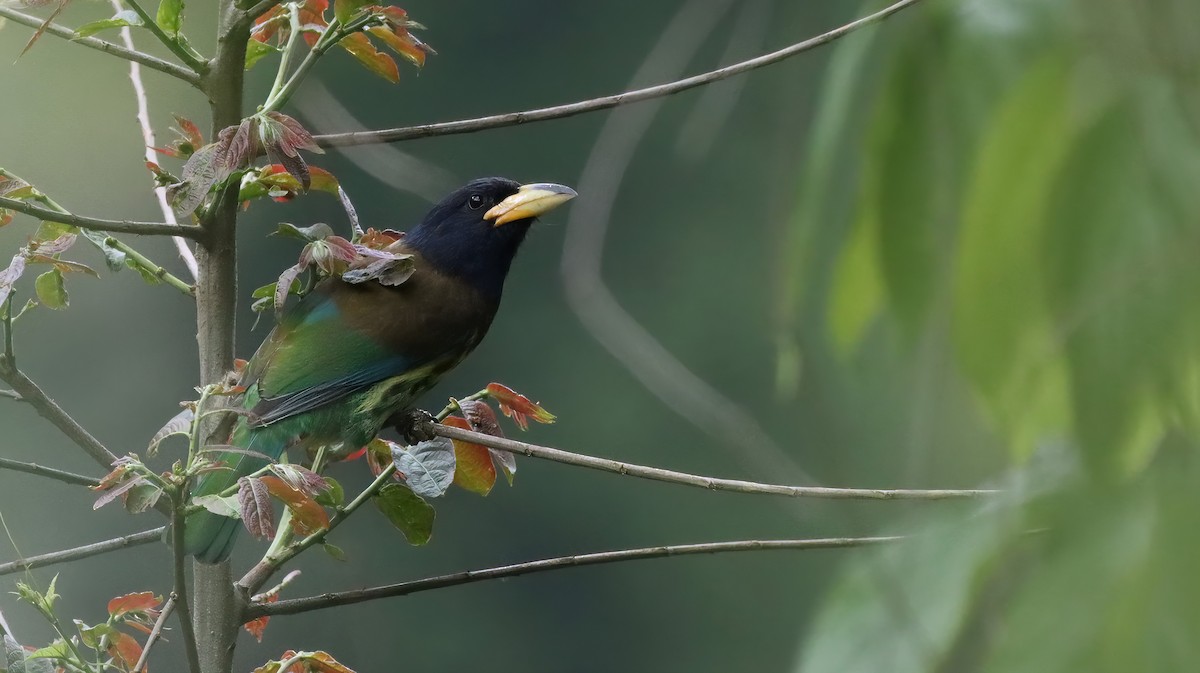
(260, 475, 329, 535)
(491, 446, 517, 486)
(50, 259, 98, 277)
(227, 118, 261, 173)
(93, 475, 147, 510)
(308, 166, 339, 194)
(0, 175, 34, 199)
(108, 592, 161, 620)
(168, 141, 224, 216)
(338, 32, 399, 83)
(486, 383, 557, 430)
(300, 650, 357, 673)
(441, 416, 495, 496)
(266, 112, 323, 155)
(174, 114, 203, 148)
(239, 476, 276, 539)
(93, 464, 132, 491)
(0, 254, 25, 309)
(454, 399, 516, 484)
(106, 631, 143, 671)
(333, 0, 370, 24)
(148, 407, 194, 456)
(374, 483, 434, 545)
(18, 0, 69, 58)
(366, 25, 430, 68)
(0, 211, 12, 228)
(357, 228, 403, 249)
(274, 263, 305, 317)
(269, 464, 330, 497)
(251, 6, 286, 43)
(29, 232, 76, 255)
(297, 0, 330, 47)
(244, 594, 277, 642)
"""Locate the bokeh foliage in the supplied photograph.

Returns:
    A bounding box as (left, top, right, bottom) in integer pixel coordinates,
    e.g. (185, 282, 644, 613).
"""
(786, 0, 1200, 669)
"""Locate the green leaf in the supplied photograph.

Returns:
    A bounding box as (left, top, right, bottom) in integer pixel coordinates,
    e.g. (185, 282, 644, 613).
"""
(73, 11, 142, 39)
(273, 222, 334, 242)
(193, 494, 240, 518)
(33, 269, 66, 310)
(314, 476, 344, 508)
(334, 0, 372, 24)
(245, 39, 281, 70)
(26, 640, 70, 663)
(373, 483, 434, 546)
(5, 635, 54, 673)
(156, 0, 183, 37)
(322, 542, 347, 561)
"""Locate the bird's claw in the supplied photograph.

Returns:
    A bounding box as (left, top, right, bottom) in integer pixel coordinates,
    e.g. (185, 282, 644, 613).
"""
(388, 408, 438, 445)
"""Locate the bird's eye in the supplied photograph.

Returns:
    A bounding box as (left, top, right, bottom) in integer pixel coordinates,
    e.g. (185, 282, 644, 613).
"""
(468, 194, 485, 210)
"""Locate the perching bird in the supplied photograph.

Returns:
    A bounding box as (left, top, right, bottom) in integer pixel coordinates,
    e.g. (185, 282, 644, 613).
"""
(184, 177, 576, 562)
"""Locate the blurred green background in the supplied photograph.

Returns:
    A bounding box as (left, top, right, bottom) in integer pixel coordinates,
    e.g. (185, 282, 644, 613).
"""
(2, 0, 1199, 671)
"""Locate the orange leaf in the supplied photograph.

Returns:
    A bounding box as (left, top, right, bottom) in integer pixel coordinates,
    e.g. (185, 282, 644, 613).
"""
(486, 383, 556, 430)
(442, 416, 496, 496)
(260, 476, 330, 535)
(338, 32, 399, 83)
(107, 591, 161, 619)
(244, 594, 278, 642)
(106, 631, 143, 672)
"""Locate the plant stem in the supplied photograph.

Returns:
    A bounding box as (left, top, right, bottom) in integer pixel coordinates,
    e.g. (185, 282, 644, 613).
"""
(238, 463, 396, 595)
(170, 490, 203, 673)
(261, 2, 302, 110)
(122, 0, 209, 73)
(0, 528, 165, 577)
(0, 6, 201, 85)
(262, 13, 376, 113)
(104, 237, 196, 296)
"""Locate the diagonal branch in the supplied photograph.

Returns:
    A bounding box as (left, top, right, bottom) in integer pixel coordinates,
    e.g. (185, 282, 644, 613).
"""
(0, 7, 201, 86)
(132, 593, 175, 673)
(428, 423, 997, 500)
(0, 456, 99, 488)
(0, 527, 165, 577)
(0, 363, 120, 471)
(0, 196, 203, 239)
(312, 0, 921, 147)
(250, 536, 901, 618)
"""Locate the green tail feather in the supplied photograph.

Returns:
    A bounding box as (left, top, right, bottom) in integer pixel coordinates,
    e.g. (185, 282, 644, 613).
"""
(183, 425, 281, 564)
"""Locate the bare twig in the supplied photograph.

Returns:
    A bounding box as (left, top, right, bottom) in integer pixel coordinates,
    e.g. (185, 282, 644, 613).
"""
(429, 423, 996, 500)
(132, 593, 176, 673)
(0, 456, 98, 487)
(560, 0, 818, 494)
(109, 5, 200, 280)
(312, 0, 922, 147)
(250, 536, 901, 618)
(0, 363, 120, 470)
(0, 196, 202, 239)
(0, 527, 165, 577)
(0, 6, 201, 86)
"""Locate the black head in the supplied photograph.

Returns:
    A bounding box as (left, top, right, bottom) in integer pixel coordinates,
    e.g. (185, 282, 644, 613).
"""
(405, 177, 576, 297)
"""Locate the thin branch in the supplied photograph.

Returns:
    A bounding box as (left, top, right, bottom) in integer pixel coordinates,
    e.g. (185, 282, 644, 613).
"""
(238, 463, 397, 595)
(170, 494, 203, 673)
(0, 6, 201, 86)
(428, 423, 997, 501)
(0, 363, 120, 471)
(312, 0, 922, 147)
(0, 456, 98, 487)
(0, 527, 164, 577)
(251, 536, 901, 618)
(109, 7, 200, 281)
(243, 0, 283, 22)
(0, 196, 203, 239)
(104, 236, 196, 296)
(121, 0, 208, 73)
(132, 593, 176, 673)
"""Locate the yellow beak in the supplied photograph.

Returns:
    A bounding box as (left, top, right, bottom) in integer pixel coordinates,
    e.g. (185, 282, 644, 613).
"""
(484, 182, 578, 226)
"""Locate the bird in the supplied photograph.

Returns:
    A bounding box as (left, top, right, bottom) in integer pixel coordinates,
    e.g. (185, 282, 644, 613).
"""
(184, 177, 577, 563)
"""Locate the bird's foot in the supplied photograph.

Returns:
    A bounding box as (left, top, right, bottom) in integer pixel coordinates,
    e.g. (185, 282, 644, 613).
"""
(388, 408, 438, 445)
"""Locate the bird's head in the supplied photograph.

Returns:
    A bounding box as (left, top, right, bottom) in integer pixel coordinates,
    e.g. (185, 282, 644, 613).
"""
(405, 177, 576, 296)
